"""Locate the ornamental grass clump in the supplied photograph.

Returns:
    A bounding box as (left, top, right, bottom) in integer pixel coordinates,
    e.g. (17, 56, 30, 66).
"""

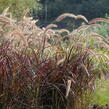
(0, 8, 109, 109)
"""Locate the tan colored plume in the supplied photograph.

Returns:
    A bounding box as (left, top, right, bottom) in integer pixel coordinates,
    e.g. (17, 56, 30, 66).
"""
(2, 7, 9, 16)
(66, 79, 72, 98)
(22, 8, 30, 19)
(46, 24, 58, 30)
(89, 18, 109, 24)
(55, 13, 88, 23)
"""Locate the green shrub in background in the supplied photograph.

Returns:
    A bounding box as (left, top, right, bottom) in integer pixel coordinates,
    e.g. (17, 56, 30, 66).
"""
(92, 14, 109, 38)
(90, 79, 109, 106)
(93, 23, 109, 38)
(0, 0, 42, 20)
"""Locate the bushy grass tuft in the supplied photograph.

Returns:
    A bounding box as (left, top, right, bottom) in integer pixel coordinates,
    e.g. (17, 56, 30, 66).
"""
(0, 9, 109, 109)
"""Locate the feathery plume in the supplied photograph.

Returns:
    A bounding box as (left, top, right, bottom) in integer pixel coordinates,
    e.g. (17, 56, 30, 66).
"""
(55, 13, 88, 23)
(89, 18, 109, 24)
(66, 79, 72, 98)
(2, 7, 9, 16)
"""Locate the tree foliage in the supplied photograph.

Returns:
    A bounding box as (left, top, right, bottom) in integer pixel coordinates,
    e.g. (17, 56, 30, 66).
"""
(0, 0, 42, 19)
(38, 0, 109, 24)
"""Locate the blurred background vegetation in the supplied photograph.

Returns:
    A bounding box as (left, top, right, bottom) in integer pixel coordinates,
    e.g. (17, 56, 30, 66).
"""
(90, 79, 109, 106)
(0, 0, 42, 20)
(0, 0, 109, 24)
